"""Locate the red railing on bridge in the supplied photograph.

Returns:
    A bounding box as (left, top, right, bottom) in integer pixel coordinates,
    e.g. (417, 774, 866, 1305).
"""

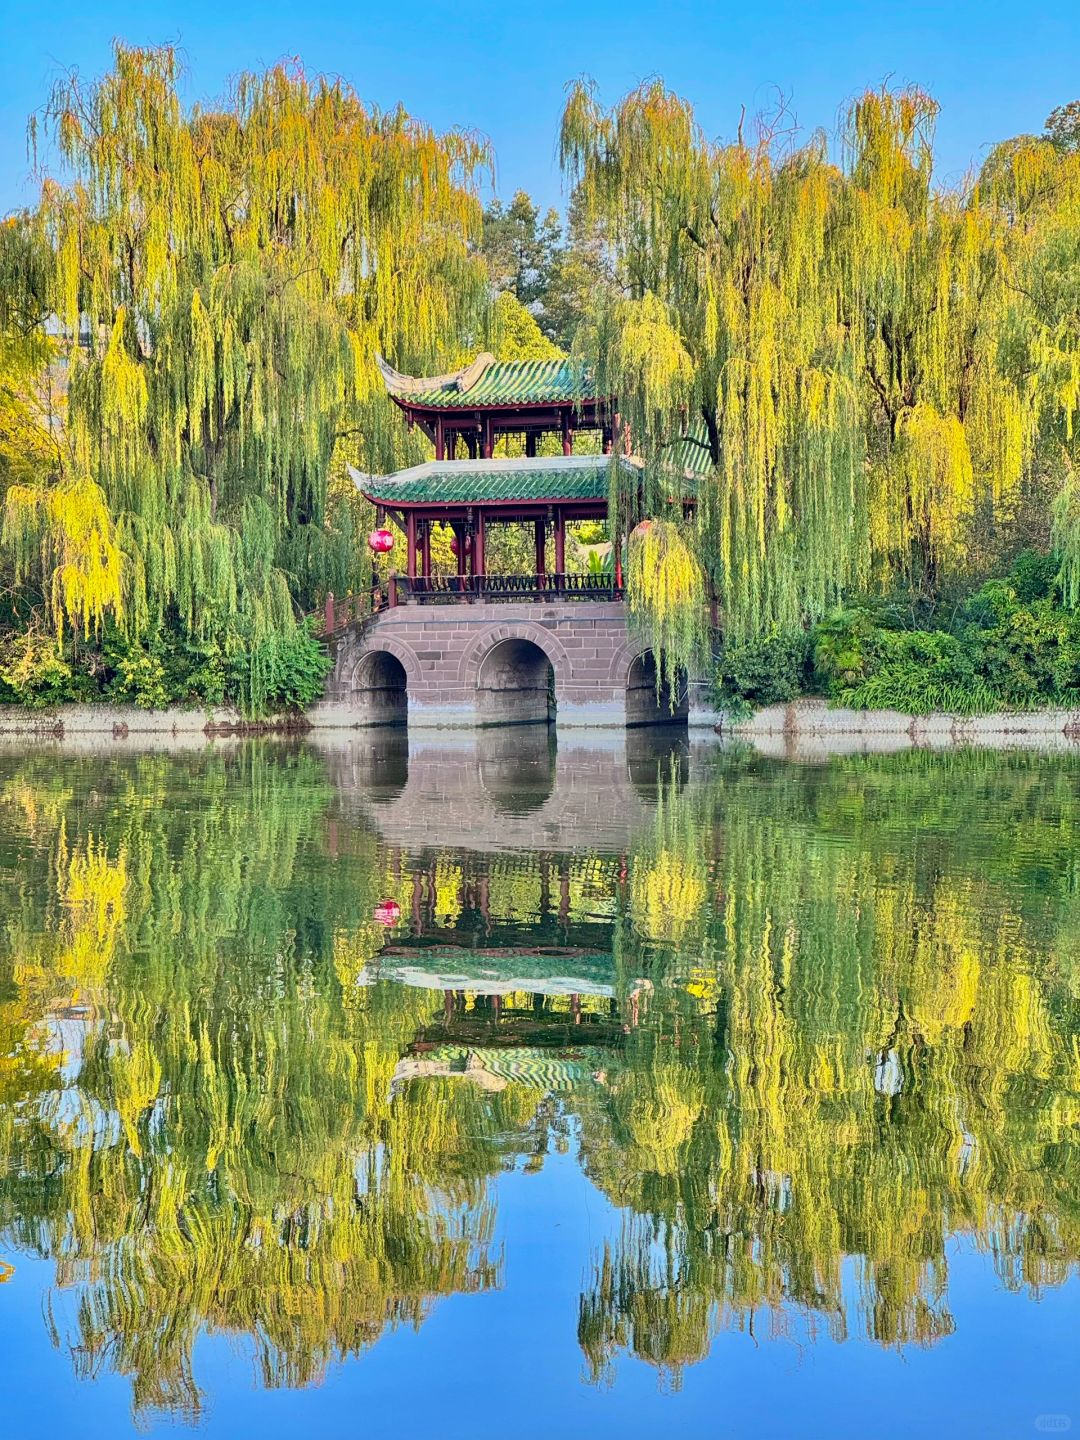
(320, 573, 623, 635)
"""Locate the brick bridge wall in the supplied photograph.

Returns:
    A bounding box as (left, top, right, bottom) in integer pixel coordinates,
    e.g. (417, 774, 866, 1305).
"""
(310, 600, 721, 730)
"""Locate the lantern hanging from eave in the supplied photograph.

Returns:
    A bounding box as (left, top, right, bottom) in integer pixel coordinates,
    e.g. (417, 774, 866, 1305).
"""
(368, 528, 394, 554)
(450, 533, 472, 558)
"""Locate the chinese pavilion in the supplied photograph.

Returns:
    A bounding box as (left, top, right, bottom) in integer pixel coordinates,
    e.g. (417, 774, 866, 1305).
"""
(351, 352, 630, 601)
(320, 353, 720, 730)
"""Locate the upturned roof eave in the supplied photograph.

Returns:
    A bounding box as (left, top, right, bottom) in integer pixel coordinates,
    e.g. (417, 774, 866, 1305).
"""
(388, 392, 603, 416)
(358, 490, 612, 510)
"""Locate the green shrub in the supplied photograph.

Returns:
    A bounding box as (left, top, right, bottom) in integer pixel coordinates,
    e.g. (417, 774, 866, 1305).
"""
(714, 629, 812, 709)
(811, 608, 889, 691)
(713, 552, 1080, 717)
(103, 626, 227, 709)
(0, 631, 95, 707)
(226, 620, 331, 716)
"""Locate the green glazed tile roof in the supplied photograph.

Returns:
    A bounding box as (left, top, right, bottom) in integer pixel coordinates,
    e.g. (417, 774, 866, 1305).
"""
(351, 455, 636, 506)
(379, 353, 594, 409)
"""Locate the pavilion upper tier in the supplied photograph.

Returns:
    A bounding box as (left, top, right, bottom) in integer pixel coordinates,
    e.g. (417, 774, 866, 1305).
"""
(377, 351, 611, 458)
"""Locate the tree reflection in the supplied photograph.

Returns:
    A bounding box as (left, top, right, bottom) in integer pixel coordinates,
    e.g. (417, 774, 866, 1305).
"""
(0, 743, 1076, 1415)
(575, 749, 1080, 1382)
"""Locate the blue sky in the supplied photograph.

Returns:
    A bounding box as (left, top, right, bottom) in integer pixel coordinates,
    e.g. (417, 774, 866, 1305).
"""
(2, 0, 1079, 218)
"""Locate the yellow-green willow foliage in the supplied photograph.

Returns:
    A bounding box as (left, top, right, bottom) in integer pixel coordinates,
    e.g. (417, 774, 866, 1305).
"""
(8, 44, 489, 665)
(625, 519, 708, 689)
(0, 231, 59, 492)
(560, 81, 1069, 653)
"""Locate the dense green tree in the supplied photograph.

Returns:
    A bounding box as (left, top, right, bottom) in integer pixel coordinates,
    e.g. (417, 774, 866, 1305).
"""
(481, 188, 562, 319)
(1045, 99, 1080, 152)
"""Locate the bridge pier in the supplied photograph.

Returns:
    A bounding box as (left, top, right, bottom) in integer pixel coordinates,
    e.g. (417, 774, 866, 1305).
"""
(310, 600, 721, 731)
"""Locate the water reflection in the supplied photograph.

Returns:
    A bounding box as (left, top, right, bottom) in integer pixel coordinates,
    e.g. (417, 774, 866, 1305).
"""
(0, 737, 1077, 1427)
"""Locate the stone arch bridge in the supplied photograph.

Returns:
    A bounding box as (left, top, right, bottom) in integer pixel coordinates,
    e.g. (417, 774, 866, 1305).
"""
(314, 600, 720, 730)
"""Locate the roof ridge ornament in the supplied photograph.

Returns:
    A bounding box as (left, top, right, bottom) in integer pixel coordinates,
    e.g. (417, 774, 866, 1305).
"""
(375, 351, 496, 397)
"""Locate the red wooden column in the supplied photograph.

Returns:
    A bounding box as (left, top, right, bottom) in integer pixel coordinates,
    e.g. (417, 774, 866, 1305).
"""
(481, 417, 494, 459)
(534, 516, 546, 587)
(406, 511, 417, 581)
(561, 408, 573, 455)
(614, 526, 623, 590)
(454, 524, 467, 581)
(554, 507, 565, 578)
(435, 417, 446, 461)
(420, 519, 432, 579)
(525, 432, 537, 458)
(474, 509, 486, 577)
(446, 430, 457, 459)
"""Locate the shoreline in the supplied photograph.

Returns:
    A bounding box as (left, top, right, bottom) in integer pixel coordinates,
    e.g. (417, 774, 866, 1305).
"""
(0, 695, 1077, 751)
(719, 696, 1080, 744)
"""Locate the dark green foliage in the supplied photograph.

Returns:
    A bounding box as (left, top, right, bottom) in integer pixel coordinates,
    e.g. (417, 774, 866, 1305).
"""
(0, 618, 329, 716)
(104, 626, 227, 709)
(482, 191, 562, 320)
(715, 553, 1080, 716)
(227, 620, 332, 716)
(713, 630, 812, 711)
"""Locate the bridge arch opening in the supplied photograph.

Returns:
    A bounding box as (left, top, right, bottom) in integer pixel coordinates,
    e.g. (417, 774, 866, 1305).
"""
(626, 651, 689, 727)
(353, 649, 408, 726)
(477, 638, 555, 727)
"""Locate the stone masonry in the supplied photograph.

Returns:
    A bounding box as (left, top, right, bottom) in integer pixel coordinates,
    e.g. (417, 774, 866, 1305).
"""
(311, 599, 721, 730)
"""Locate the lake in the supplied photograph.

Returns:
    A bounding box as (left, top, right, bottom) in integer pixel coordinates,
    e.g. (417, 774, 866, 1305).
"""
(0, 729, 1077, 1438)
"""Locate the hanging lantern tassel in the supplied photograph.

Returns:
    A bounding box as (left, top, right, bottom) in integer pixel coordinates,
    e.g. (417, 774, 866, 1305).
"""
(368, 528, 394, 554)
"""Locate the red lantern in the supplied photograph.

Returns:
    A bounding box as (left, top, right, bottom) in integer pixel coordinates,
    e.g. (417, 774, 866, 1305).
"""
(630, 520, 653, 542)
(449, 533, 472, 558)
(373, 899, 401, 926)
(368, 528, 394, 554)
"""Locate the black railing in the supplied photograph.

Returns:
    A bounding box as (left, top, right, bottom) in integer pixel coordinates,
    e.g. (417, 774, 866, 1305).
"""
(399, 573, 623, 604)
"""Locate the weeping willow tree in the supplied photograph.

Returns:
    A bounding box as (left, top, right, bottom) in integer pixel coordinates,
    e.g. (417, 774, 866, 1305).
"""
(3, 45, 489, 705)
(560, 80, 1079, 672)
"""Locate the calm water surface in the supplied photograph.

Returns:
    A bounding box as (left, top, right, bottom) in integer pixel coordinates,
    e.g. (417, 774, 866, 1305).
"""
(0, 730, 1077, 1438)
